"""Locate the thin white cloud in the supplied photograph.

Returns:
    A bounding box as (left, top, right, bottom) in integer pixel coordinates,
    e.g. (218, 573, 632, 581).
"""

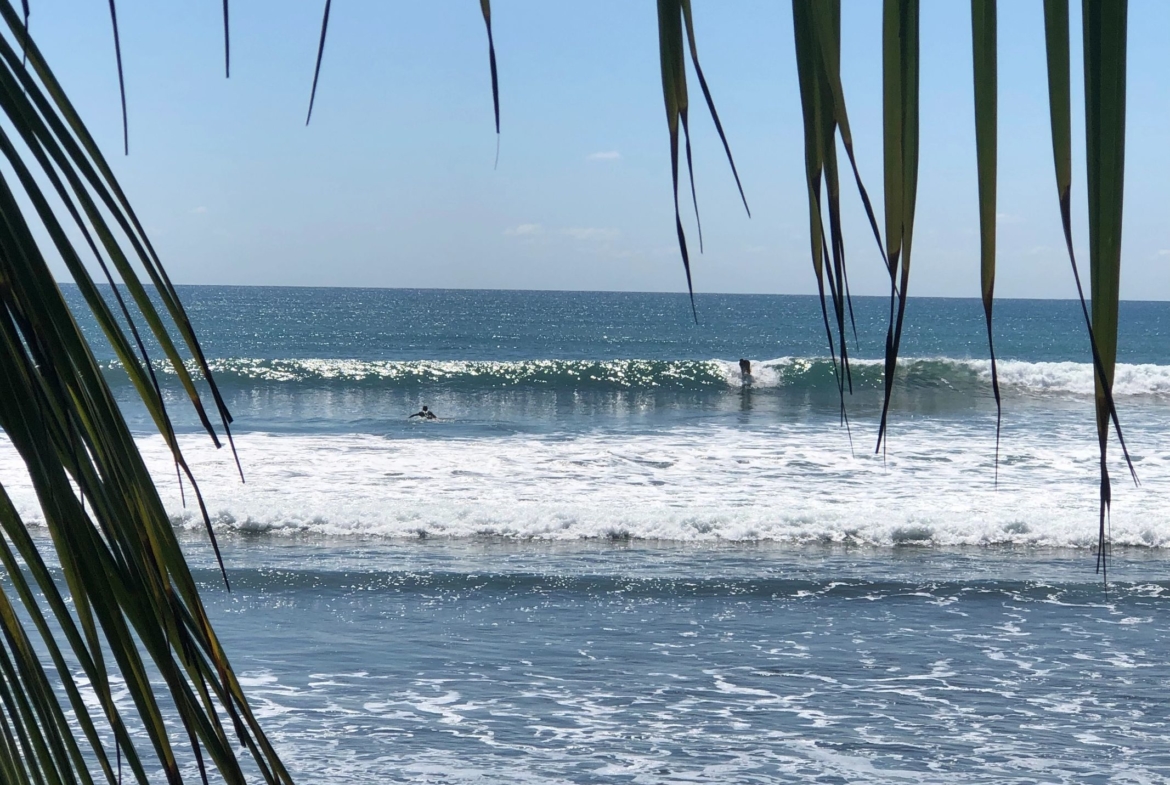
(563, 227, 620, 242)
(586, 151, 621, 161)
(191, 206, 207, 214)
(504, 223, 543, 236)
(1158, 249, 1170, 257)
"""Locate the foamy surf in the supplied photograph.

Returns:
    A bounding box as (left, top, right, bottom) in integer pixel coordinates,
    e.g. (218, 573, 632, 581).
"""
(4, 422, 1165, 547)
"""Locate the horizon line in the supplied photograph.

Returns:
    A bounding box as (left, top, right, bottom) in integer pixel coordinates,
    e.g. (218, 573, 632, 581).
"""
(58, 281, 1170, 304)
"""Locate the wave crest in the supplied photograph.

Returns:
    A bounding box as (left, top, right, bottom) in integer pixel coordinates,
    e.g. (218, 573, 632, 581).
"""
(100, 356, 1170, 398)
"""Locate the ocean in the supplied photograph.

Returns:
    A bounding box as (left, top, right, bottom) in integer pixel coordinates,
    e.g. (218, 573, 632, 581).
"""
(6, 286, 1170, 783)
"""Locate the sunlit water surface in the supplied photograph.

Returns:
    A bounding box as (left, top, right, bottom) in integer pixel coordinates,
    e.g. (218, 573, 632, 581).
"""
(9, 288, 1170, 781)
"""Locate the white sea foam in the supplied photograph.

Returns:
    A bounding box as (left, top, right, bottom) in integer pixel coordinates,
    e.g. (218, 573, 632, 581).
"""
(712, 356, 1170, 397)
(994, 359, 1170, 397)
(3, 417, 1167, 547)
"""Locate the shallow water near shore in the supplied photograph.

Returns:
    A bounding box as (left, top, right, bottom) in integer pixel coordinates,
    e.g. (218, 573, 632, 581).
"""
(171, 539, 1170, 784)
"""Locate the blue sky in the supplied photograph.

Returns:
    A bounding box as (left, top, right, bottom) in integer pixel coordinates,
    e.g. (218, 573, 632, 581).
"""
(27, 1, 1170, 298)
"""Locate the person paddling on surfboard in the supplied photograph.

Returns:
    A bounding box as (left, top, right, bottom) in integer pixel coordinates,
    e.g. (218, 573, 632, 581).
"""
(409, 405, 437, 420)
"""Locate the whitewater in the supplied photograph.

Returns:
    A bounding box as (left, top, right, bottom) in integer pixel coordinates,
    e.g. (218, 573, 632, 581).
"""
(5, 414, 1167, 547)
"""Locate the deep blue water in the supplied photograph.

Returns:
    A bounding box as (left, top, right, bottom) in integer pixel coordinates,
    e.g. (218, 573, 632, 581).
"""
(96, 286, 1170, 363)
(12, 286, 1170, 782)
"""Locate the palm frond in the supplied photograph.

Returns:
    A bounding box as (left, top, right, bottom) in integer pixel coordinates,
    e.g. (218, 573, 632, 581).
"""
(656, 0, 747, 321)
(875, 0, 920, 456)
(223, 0, 231, 78)
(306, 0, 331, 126)
(105, 0, 128, 155)
(0, 2, 292, 781)
(971, 0, 1001, 479)
(1082, 0, 1133, 579)
(1043, 0, 1136, 581)
(480, 0, 499, 135)
(791, 0, 855, 446)
(680, 0, 748, 217)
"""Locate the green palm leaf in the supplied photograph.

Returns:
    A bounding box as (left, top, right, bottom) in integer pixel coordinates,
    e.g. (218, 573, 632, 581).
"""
(1043, 0, 1137, 580)
(306, 0, 332, 125)
(223, 0, 231, 78)
(791, 0, 856, 442)
(656, 0, 748, 320)
(480, 0, 500, 136)
(971, 0, 1001, 478)
(105, 0, 128, 155)
(0, 4, 292, 782)
(875, 0, 920, 456)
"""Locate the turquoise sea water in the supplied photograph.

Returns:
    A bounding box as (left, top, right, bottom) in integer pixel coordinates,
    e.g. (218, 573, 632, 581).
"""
(8, 286, 1170, 782)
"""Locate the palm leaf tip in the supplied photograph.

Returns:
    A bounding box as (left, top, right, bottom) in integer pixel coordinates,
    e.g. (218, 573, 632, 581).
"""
(679, 0, 749, 217)
(106, 0, 128, 154)
(0, 4, 293, 777)
(971, 0, 1001, 481)
(305, 0, 332, 126)
(222, 0, 230, 78)
(874, 0, 920, 456)
(657, 0, 751, 321)
(480, 0, 499, 135)
(1044, 0, 1137, 578)
(657, 0, 694, 320)
(792, 0, 866, 439)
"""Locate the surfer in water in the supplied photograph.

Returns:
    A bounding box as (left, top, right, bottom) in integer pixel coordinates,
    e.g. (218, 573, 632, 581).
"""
(409, 405, 437, 420)
(739, 358, 752, 383)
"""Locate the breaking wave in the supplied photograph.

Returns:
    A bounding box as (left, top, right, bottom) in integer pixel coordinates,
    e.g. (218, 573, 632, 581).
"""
(100, 356, 1170, 398)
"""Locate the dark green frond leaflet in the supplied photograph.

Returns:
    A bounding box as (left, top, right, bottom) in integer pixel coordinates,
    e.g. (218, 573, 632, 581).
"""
(0, 4, 293, 781)
(656, 0, 747, 322)
(306, 0, 331, 126)
(875, 0, 920, 457)
(971, 0, 1001, 479)
(1043, 0, 1136, 582)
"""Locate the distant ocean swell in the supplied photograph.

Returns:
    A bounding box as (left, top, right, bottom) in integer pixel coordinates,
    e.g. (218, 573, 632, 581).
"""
(101, 356, 1170, 398)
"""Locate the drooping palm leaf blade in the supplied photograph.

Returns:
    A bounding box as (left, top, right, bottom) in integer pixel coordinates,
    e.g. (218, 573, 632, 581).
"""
(791, 0, 855, 445)
(106, 0, 128, 155)
(223, 0, 230, 78)
(0, 5, 292, 782)
(480, 0, 499, 135)
(971, 0, 1001, 479)
(0, 0, 241, 447)
(808, 3, 889, 276)
(656, 0, 697, 319)
(1043, 0, 1136, 580)
(1082, 0, 1130, 578)
(679, 0, 749, 217)
(875, 0, 920, 456)
(792, 0, 835, 356)
(0, 17, 238, 571)
(656, 0, 748, 320)
(305, 0, 331, 125)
